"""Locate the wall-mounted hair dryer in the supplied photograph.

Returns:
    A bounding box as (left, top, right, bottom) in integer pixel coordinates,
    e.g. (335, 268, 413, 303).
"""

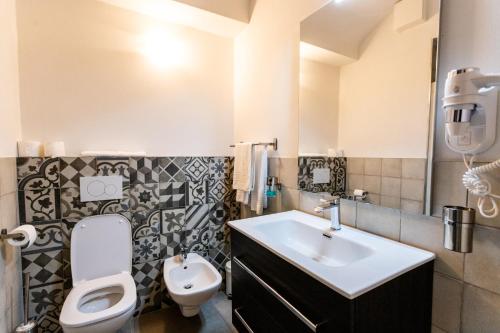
(442, 67, 500, 154)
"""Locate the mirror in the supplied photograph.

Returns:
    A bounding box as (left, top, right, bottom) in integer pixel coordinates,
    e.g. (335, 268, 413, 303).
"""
(298, 0, 440, 214)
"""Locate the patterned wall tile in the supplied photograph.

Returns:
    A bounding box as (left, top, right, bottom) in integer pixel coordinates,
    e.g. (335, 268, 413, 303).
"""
(159, 182, 186, 209)
(208, 179, 231, 203)
(27, 282, 64, 323)
(60, 187, 98, 219)
(96, 157, 130, 184)
(59, 157, 96, 188)
(133, 235, 160, 264)
(132, 210, 161, 239)
(209, 157, 233, 180)
(36, 308, 63, 333)
(185, 228, 210, 257)
(21, 221, 63, 253)
(19, 189, 61, 223)
(185, 204, 209, 230)
(160, 208, 185, 233)
(297, 156, 347, 195)
(229, 201, 241, 221)
(209, 223, 230, 252)
(209, 202, 230, 225)
(160, 232, 185, 258)
(97, 195, 130, 215)
(134, 280, 162, 317)
(130, 183, 159, 212)
(184, 157, 210, 182)
(129, 157, 159, 185)
(17, 157, 59, 190)
(209, 247, 230, 276)
(22, 249, 63, 287)
(61, 218, 79, 249)
(158, 157, 186, 182)
(132, 260, 161, 290)
(187, 181, 209, 205)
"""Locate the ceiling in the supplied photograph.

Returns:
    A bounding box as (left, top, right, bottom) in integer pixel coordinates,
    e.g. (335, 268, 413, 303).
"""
(300, 0, 397, 62)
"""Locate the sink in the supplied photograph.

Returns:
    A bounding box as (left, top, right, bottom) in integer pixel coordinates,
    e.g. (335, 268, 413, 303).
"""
(254, 220, 374, 267)
(229, 210, 435, 299)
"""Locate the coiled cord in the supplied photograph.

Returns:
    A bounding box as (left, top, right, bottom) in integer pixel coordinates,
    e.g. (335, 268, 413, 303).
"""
(462, 154, 500, 218)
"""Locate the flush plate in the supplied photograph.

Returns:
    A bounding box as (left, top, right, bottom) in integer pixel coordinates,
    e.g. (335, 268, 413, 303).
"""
(80, 176, 123, 202)
(313, 168, 330, 184)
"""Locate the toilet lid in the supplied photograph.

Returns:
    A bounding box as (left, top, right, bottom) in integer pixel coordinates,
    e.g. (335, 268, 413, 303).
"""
(60, 272, 136, 328)
(71, 214, 132, 284)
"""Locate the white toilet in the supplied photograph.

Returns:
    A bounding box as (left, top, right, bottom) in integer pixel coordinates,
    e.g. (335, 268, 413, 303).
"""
(60, 214, 137, 333)
(164, 253, 222, 317)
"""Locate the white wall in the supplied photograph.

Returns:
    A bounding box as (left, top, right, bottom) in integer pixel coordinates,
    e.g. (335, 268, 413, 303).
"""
(0, 0, 22, 157)
(234, 0, 329, 158)
(17, 0, 234, 157)
(435, 0, 500, 162)
(338, 8, 438, 158)
(299, 58, 339, 155)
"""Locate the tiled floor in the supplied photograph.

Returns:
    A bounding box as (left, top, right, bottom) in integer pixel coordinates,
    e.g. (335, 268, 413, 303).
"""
(120, 292, 236, 333)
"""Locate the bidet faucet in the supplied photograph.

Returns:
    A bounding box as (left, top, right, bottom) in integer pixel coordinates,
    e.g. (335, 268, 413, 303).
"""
(314, 197, 341, 237)
(180, 245, 188, 263)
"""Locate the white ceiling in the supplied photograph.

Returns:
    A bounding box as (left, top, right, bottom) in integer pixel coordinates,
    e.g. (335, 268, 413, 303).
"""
(98, 0, 250, 38)
(300, 0, 397, 61)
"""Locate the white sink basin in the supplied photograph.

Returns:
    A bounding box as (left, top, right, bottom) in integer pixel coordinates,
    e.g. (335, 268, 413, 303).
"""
(229, 210, 435, 299)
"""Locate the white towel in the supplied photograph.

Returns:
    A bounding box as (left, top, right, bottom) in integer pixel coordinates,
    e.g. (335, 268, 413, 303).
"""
(250, 146, 268, 215)
(232, 143, 254, 204)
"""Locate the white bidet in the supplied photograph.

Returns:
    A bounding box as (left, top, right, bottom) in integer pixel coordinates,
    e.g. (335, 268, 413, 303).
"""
(163, 253, 222, 317)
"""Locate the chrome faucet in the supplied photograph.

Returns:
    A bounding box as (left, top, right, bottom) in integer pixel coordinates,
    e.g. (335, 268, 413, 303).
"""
(179, 245, 188, 264)
(314, 197, 341, 238)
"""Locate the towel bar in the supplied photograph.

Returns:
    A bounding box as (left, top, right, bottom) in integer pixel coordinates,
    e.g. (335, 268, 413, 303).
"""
(229, 138, 277, 151)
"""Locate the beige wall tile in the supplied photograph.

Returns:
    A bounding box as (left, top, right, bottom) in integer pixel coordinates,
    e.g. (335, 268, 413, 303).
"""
(366, 193, 380, 205)
(401, 199, 424, 215)
(0, 158, 17, 196)
(380, 195, 401, 209)
(381, 158, 402, 178)
(432, 273, 463, 333)
(462, 284, 500, 333)
(347, 158, 364, 174)
(466, 169, 500, 229)
(340, 199, 356, 227)
(299, 191, 323, 216)
(347, 174, 364, 191)
(363, 175, 381, 194)
(401, 178, 425, 201)
(432, 161, 467, 217)
(268, 157, 280, 177)
(356, 203, 400, 240)
(279, 157, 298, 189)
(364, 158, 382, 176)
(381, 177, 401, 197)
(281, 187, 299, 211)
(431, 326, 447, 333)
(464, 226, 500, 294)
(402, 158, 426, 180)
(400, 213, 464, 279)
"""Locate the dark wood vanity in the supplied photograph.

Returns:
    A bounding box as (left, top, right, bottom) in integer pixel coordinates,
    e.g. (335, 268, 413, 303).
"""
(230, 229, 434, 333)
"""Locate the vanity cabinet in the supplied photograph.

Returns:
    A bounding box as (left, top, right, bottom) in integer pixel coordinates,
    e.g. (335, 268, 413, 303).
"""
(230, 229, 434, 333)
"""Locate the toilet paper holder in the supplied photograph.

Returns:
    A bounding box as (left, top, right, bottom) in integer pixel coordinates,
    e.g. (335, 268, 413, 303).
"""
(0, 228, 25, 241)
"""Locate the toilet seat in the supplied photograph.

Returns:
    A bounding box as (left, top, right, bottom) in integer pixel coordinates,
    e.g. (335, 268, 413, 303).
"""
(60, 272, 136, 328)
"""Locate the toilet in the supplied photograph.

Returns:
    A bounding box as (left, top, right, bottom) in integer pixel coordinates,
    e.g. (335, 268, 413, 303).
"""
(164, 253, 222, 317)
(60, 214, 137, 333)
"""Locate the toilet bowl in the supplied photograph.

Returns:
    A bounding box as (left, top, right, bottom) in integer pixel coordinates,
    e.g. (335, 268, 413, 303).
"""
(60, 215, 137, 333)
(164, 253, 222, 317)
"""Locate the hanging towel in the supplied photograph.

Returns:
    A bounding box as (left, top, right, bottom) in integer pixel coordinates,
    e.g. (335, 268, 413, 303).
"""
(232, 143, 254, 205)
(250, 146, 268, 215)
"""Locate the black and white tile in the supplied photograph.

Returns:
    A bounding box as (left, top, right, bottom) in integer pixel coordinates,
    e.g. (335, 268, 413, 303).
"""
(96, 157, 130, 183)
(132, 260, 162, 290)
(17, 157, 59, 190)
(209, 157, 233, 180)
(159, 182, 186, 209)
(158, 157, 186, 182)
(160, 208, 185, 233)
(229, 201, 241, 221)
(187, 181, 209, 205)
(19, 189, 61, 223)
(297, 156, 347, 194)
(129, 157, 159, 185)
(208, 179, 232, 203)
(134, 280, 162, 317)
(22, 249, 64, 287)
(209, 202, 230, 225)
(184, 157, 210, 182)
(132, 210, 161, 239)
(59, 157, 96, 188)
(130, 183, 159, 212)
(133, 235, 160, 264)
(185, 227, 210, 257)
(60, 187, 98, 219)
(27, 282, 64, 324)
(21, 221, 63, 253)
(185, 204, 210, 230)
(160, 232, 185, 258)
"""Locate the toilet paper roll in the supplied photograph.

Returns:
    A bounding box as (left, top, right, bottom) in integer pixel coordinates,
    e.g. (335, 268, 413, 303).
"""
(18, 141, 43, 157)
(45, 141, 66, 157)
(6, 225, 37, 248)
